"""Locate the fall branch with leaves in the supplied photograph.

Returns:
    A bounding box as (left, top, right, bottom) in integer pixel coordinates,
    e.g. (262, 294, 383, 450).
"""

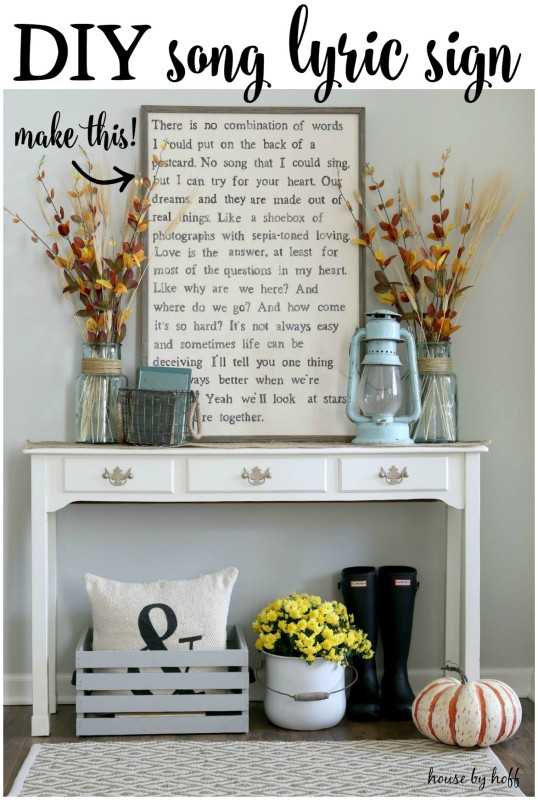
(4, 142, 185, 345)
(338, 150, 519, 343)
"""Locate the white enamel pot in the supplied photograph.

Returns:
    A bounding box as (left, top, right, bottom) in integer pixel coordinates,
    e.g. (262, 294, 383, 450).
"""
(261, 652, 350, 731)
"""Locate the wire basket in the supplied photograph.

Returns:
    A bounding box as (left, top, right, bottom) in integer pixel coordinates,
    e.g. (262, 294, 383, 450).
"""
(116, 389, 202, 446)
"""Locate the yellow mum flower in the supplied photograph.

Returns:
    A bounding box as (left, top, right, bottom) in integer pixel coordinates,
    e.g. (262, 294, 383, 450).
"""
(252, 592, 373, 664)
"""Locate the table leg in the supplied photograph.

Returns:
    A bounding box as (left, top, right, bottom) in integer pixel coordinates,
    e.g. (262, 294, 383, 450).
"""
(48, 511, 57, 714)
(461, 452, 481, 680)
(446, 505, 462, 667)
(31, 456, 51, 736)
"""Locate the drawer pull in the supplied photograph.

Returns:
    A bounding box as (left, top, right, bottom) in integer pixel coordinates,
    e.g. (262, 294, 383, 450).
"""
(241, 466, 272, 486)
(379, 465, 408, 485)
(102, 467, 134, 487)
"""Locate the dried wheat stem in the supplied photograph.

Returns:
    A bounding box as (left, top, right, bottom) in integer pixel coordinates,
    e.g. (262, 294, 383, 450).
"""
(416, 162, 423, 212)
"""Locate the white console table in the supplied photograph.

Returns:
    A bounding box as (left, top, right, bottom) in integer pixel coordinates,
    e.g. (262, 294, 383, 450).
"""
(24, 441, 487, 736)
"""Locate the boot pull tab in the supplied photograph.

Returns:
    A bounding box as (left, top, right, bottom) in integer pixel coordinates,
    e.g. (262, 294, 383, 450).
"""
(415, 581, 420, 594)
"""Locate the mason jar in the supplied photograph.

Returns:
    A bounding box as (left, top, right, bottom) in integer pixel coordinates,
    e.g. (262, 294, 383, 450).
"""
(75, 343, 127, 443)
(411, 341, 457, 443)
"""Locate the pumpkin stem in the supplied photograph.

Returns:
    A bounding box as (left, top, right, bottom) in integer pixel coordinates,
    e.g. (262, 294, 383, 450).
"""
(443, 662, 468, 684)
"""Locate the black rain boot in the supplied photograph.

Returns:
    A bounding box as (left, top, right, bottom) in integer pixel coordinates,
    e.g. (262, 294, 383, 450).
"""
(379, 565, 419, 721)
(339, 566, 381, 721)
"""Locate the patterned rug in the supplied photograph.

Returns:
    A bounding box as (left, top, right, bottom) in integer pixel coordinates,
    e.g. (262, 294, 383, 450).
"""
(9, 739, 524, 797)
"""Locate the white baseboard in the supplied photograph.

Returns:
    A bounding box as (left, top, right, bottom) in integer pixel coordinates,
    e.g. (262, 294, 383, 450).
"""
(3, 674, 77, 706)
(3, 675, 32, 705)
(527, 667, 535, 703)
(4, 667, 535, 705)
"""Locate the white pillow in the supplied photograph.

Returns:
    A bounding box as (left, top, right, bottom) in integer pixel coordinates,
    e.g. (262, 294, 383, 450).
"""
(84, 567, 238, 655)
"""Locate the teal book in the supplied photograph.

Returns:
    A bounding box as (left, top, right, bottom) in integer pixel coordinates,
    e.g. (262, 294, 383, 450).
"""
(137, 366, 192, 391)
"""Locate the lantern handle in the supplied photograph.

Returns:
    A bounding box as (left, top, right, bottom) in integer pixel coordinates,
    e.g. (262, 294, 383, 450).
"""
(346, 328, 366, 425)
(394, 328, 421, 425)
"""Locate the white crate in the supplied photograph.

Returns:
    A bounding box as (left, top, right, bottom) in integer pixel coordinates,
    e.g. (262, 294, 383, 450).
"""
(75, 626, 249, 735)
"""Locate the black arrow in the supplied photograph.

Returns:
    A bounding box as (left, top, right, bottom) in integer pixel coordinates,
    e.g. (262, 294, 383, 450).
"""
(71, 161, 135, 193)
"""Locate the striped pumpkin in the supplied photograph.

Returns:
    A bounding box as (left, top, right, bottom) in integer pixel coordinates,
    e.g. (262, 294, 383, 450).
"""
(412, 664, 522, 747)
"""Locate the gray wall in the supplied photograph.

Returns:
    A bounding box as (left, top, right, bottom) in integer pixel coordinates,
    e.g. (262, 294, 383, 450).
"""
(3, 89, 534, 698)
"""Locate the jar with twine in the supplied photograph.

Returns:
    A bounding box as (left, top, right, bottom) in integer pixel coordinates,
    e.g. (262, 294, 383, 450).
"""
(410, 341, 457, 443)
(75, 343, 128, 443)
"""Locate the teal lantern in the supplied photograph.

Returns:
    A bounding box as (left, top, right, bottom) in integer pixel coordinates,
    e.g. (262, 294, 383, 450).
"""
(346, 310, 421, 445)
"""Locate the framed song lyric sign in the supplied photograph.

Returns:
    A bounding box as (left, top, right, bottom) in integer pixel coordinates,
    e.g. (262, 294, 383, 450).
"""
(141, 106, 365, 440)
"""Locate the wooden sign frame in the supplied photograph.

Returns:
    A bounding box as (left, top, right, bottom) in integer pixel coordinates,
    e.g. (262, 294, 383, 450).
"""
(141, 106, 365, 441)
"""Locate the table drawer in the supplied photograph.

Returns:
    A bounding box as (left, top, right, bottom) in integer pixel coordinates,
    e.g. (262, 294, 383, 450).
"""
(187, 457, 327, 494)
(340, 455, 449, 493)
(63, 457, 175, 493)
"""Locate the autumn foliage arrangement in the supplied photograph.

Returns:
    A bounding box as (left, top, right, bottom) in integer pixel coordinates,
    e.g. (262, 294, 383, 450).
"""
(5, 147, 169, 345)
(338, 150, 519, 343)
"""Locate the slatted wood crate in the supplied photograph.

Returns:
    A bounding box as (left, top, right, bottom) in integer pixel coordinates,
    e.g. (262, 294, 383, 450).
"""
(75, 626, 249, 736)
